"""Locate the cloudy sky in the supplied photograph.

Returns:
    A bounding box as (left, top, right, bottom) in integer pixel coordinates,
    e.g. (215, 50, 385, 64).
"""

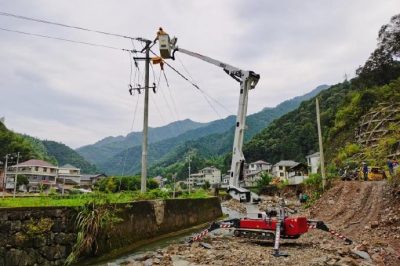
(0, 0, 399, 148)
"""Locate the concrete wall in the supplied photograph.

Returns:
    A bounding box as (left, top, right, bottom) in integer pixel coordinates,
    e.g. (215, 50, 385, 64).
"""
(0, 197, 222, 266)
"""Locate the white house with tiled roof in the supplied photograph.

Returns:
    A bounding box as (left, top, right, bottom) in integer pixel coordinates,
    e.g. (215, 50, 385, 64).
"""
(7, 159, 58, 191)
(272, 160, 299, 180)
(189, 166, 221, 187)
(58, 164, 81, 186)
(247, 160, 272, 173)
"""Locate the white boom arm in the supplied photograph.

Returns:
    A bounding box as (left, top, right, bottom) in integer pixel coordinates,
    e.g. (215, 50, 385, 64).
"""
(158, 33, 260, 202)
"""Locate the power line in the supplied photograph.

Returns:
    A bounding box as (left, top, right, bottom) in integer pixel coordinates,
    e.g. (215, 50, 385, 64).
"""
(0, 11, 150, 43)
(151, 49, 228, 118)
(120, 94, 140, 177)
(177, 54, 233, 115)
(0, 27, 130, 51)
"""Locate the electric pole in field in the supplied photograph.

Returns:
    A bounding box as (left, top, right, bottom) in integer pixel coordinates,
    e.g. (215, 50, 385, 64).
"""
(2, 154, 10, 198)
(129, 39, 155, 193)
(316, 98, 326, 190)
(13, 152, 19, 198)
(128, 40, 153, 193)
(140, 42, 151, 193)
(187, 154, 191, 194)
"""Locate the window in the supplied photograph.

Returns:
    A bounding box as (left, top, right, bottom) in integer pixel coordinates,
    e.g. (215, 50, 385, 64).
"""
(280, 173, 284, 177)
(35, 167, 39, 171)
(279, 166, 283, 170)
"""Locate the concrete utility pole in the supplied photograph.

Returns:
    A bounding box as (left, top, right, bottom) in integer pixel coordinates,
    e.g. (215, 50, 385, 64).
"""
(2, 155, 9, 198)
(173, 174, 176, 198)
(13, 152, 19, 198)
(316, 98, 326, 190)
(140, 41, 151, 193)
(188, 154, 191, 194)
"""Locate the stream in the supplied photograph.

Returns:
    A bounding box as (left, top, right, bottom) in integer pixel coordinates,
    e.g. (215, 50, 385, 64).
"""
(93, 203, 259, 265)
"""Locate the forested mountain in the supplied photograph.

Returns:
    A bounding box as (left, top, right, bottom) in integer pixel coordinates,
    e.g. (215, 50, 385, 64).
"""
(42, 141, 97, 173)
(0, 122, 51, 165)
(244, 14, 400, 168)
(97, 84, 328, 175)
(76, 119, 208, 166)
(0, 122, 97, 173)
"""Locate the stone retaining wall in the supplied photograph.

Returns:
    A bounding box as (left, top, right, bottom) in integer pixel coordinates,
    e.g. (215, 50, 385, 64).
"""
(0, 197, 222, 265)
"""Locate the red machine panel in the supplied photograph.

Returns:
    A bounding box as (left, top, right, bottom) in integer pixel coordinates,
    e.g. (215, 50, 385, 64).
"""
(239, 218, 277, 231)
(283, 217, 308, 236)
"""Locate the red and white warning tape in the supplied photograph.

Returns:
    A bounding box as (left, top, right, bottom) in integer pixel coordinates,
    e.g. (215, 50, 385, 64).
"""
(329, 229, 349, 242)
(308, 224, 317, 229)
(191, 229, 209, 242)
(191, 223, 232, 242)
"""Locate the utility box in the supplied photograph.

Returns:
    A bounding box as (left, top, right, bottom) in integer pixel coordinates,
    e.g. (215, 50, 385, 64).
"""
(159, 34, 172, 59)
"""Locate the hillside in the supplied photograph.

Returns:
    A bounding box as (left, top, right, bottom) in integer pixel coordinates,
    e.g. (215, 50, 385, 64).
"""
(0, 122, 97, 173)
(42, 140, 97, 174)
(98, 84, 328, 175)
(76, 119, 208, 166)
(0, 122, 48, 164)
(244, 14, 400, 167)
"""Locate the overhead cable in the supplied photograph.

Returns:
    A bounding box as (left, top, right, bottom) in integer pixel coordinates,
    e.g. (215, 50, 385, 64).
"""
(177, 54, 233, 115)
(0, 27, 130, 51)
(0, 11, 150, 43)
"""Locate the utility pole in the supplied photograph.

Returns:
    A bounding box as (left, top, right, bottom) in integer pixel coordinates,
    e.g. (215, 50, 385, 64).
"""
(316, 98, 326, 190)
(173, 174, 176, 198)
(140, 40, 151, 193)
(188, 154, 191, 194)
(13, 152, 19, 198)
(2, 155, 9, 198)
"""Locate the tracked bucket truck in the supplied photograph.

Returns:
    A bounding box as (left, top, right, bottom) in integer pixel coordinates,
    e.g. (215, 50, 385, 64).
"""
(156, 28, 260, 203)
(190, 198, 352, 257)
(156, 29, 352, 257)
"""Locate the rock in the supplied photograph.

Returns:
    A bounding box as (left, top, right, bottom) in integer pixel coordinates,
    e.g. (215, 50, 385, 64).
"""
(370, 221, 379, 229)
(171, 255, 191, 266)
(5, 248, 33, 266)
(143, 258, 153, 266)
(199, 242, 212, 249)
(351, 250, 371, 261)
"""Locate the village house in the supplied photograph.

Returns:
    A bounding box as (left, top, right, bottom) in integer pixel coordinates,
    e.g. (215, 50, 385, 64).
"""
(287, 162, 309, 185)
(247, 160, 272, 173)
(272, 160, 299, 180)
(189, 166, 221, 187)
(80, 173, 107, 188)
(242, 160, 272, 187)
(57, 164, 81, 191)
(6, 159, 58, 192)
(306, 152, 320, 174)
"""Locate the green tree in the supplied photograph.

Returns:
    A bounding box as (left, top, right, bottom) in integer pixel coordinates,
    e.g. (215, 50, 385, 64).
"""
(147, 179, 159, 190)
(202, 180, 210, 190)
(257, 173, 273, 188)
(17, 175, 29, 187)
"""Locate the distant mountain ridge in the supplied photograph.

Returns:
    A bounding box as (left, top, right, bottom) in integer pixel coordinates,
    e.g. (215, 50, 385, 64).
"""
(80, 84, 329, 175)
(76, 119, 208, 166)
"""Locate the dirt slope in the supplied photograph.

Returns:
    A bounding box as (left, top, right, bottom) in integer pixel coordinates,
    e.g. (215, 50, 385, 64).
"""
(310, 181, 400, 265)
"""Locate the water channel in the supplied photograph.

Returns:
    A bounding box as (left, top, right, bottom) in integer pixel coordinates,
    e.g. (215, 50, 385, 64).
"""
(93, 203, 260, 265)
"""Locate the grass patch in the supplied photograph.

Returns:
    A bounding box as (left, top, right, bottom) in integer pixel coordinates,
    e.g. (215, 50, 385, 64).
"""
(178, 189, 210, 199)
(0, 190, 153, 208)
(0, 188, 211, 208)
